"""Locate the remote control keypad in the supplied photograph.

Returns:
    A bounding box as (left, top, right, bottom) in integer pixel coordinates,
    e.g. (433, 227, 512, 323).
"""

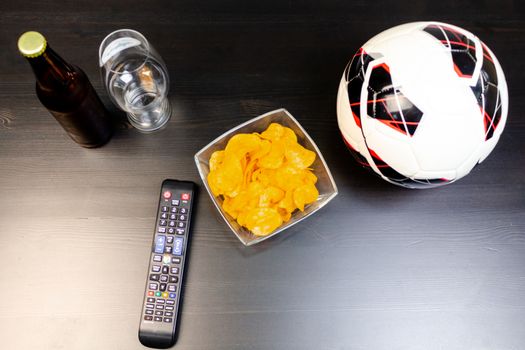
(142, 191, 191, 324)
(144, 262, 181, 322)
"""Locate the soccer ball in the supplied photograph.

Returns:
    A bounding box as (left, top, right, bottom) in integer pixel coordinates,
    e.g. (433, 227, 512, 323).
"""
(337, 22, 508, 189)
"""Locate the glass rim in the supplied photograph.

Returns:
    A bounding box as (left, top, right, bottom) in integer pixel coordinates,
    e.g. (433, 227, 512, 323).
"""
(99, 29, 152, 74)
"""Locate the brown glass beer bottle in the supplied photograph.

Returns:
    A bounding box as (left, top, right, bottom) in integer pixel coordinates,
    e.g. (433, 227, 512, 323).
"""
(18, 31, 113, 148)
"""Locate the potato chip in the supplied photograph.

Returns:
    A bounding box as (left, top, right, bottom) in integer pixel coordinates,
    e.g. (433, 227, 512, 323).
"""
(225, 133, 261, 158)
(260, 123, 284, 141)
(277, 189, 295, 213)
(258, 139, 285, 169)
(246, 181, 265, 206)
(209, 150, 224, 171)
(254, 169, 276, 189)
(236, 210, 248, 227)
(250, 139, 271, 159)
(282, 126, 297, 144)
(207, 172, 219, 197)
(221, 196, 238, 219)
(303, 169, 318, 184)
(208, 122, 319, 237)
(243, 158, 258, 188)
(243, 207, 283, 236)
(274, 164, 303, 191)
(258, 186, 284, 208)
(207, 156, 243, 197)
(277, 208, 292, 222)
(285, 142, 316, 169)
(235, 190, 251, 209)
(293, 183, 319, 211)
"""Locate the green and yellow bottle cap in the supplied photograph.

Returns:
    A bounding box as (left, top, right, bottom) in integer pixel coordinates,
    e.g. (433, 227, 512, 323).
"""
(18, 31, 47, 58)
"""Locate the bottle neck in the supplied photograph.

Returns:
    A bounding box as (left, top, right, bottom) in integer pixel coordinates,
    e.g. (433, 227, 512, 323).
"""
(26, 45, 75, 89)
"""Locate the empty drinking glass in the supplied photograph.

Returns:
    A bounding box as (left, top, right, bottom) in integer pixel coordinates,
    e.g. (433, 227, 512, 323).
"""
(99, 29, 171, 132)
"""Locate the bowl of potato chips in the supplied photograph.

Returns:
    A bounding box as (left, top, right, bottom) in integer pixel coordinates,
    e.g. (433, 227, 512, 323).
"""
(194, 108, 338, 246)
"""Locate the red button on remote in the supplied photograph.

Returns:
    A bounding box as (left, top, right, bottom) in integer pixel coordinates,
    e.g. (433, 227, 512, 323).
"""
(181, 193, 190, 200)
(163, 191, 172, 199)
(147, 291, 154, 296)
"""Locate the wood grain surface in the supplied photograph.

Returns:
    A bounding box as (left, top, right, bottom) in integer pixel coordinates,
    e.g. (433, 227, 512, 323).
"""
(0, 1, 524, 349)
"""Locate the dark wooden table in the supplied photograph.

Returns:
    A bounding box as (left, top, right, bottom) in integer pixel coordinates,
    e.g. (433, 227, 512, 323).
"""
(1, 1, 524, 349)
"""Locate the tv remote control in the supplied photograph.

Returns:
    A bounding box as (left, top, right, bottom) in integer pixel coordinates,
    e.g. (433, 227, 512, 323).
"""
(139, 179, 196, 348)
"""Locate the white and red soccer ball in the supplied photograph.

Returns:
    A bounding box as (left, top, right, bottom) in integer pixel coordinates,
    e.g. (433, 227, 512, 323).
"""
(337, 22, 508, 188)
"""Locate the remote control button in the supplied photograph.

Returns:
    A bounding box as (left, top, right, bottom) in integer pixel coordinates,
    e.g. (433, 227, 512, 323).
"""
(170, 267, 179, 274)
(149, 283, 158, 290)
(171, 257, 181, 264)
(160, 275, 169, 283)
(160, 283, 167, 292)
(164, 318, 173, 323)
(155, 304, 164, 310)
(166, 300, 175, 306)
(162, 266, 169, 274)
(156, 298, 165, 304)
(181, 193, 190, 201)
(169, 220, 176, 227)
(165, 246, 173, 254)
(146, 303, 154, 309)
(154, 316, 162, 322)
(160, 212, 168, 220)
(158, 227, 166, 233)
(169, 293, 176, 299)
(162, 255, 171, 264)
(170, 214, 177, 220)
(179, 214, 187, 221)
(147, 291, 154, 296)
(173, 237, 184, 255)
(165, 305, 174, 311)
(159, 219, 167, 226)
(176, 228, 185, 235)
(171, 199, 180, 206)
(166, 236, 174, 244)
(145, 309, 154, 315)
(161, 206, 169, 212)
(169, 276, 179, 283)
(153, 255, 162, 262)
(170, 207, 178, 213)
(162, 292, 169, 298)
(155, 310, 164, 316)
(154, 235, 166, 254)
(152, 265, 161, 273)
(149, 274, 160, 281)
(155, 291, 162, 297)
(168, 284, 177, 292)
(165, 311, 174, 317)
(179, 208, 188, 214)
(147, 297, 155, 303)
(177, 222, 186, 228)
(144, 315, 153, 321)
(167, 228, 175, 234)
(163, 191, 172, 199)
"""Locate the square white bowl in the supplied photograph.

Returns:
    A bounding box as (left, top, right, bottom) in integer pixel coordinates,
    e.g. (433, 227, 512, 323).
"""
(194, 108, 338, 246)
